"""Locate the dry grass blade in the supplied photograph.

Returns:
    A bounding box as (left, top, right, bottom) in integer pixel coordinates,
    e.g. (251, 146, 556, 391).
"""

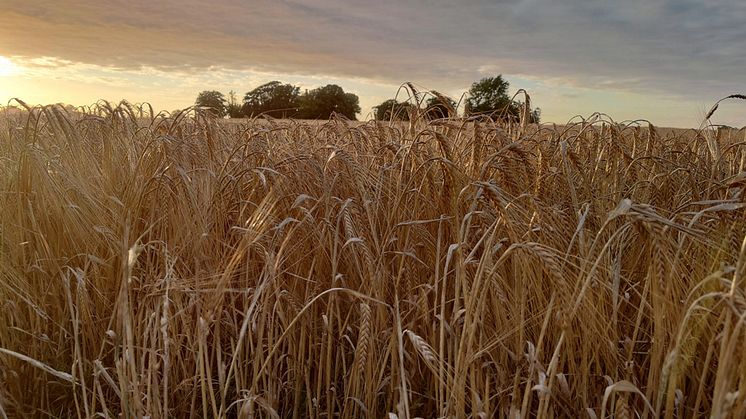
(0, 348, 74, 383)
(600, 380, 654, 419)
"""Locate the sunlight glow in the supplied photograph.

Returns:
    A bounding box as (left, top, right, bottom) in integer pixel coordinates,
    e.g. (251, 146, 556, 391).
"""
(0, 56, 18, 77)
(0, 55, 18, 77)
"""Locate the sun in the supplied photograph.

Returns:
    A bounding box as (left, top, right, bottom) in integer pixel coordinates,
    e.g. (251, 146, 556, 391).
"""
(0, 56, 18, 77)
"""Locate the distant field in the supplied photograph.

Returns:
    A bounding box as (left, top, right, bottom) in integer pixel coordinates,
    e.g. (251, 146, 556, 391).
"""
(1, 105, 745, 417)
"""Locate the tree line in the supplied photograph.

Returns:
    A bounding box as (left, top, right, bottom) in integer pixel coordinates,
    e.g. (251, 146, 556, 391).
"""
(195, 75, 540, 122)
(195, 82, 361, 120)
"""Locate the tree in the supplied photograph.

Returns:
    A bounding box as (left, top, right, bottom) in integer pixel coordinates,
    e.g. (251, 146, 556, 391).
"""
(195, 90, 227, 117)
(424, 95, 457, 120)
(373, 99, 415, 121)
(226, 90, 243, 118)
(242, 81, 301, 118)
(464, 76, 512, 119)
(298, 84, 360, 120)
(465, 75, 540, 123)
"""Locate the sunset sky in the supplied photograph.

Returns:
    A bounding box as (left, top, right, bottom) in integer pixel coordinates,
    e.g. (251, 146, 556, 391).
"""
(1, 0, 744, 127)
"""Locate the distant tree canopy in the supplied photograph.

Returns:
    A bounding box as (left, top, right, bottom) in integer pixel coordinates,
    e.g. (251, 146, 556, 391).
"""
(197, 75, 539, 122)
(195, 90, 227, 117)
(465, 75, 540, 123)
(298, 84, 360, 120)
(242, 81, 301, 118)
(424, 95, 457, 120)
(373, 99, 414, 121)
(464, 76, 510, 117)
(226, 90, 243, 118)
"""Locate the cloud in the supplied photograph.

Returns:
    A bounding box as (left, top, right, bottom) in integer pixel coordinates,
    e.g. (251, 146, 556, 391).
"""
(0, 0, 744, 124)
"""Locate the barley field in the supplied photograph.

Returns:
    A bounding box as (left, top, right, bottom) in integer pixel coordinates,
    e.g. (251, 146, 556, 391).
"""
(1, 99, 745, 418)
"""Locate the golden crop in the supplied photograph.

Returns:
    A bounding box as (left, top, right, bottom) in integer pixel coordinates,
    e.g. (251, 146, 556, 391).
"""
(1, 98, 745, 418)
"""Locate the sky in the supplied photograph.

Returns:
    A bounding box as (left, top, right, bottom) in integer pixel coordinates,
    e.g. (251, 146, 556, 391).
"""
(0, 0, 744, 127)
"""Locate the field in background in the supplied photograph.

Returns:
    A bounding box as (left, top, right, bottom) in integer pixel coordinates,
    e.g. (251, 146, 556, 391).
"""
(1, 103, 746, 418)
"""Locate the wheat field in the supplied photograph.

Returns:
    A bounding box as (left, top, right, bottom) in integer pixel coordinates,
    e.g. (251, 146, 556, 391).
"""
(1, 97, 745, 418)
